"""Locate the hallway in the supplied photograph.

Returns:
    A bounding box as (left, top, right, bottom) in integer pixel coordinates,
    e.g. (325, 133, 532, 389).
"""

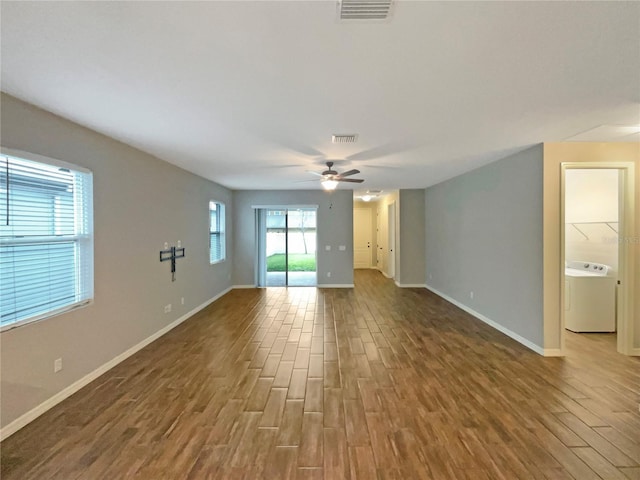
(1, 270, 638, 479)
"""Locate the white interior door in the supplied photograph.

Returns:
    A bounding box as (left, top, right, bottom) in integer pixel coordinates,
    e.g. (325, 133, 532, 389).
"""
(353, 208, 372, 268)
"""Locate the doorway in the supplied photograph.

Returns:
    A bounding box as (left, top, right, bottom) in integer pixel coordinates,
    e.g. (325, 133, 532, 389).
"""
(258, 208, 317, 287)
(561, 163, 634, 355)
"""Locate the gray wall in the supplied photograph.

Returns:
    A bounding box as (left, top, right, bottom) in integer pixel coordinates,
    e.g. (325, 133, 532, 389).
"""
(399, 189, 426, 286)
(0, 93, 233, 429)
(425, 145, 544, 348)
(233, 190, 354, 286)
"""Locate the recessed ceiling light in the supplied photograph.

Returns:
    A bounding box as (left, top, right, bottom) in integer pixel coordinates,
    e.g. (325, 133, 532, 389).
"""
(358, 190, 382, 202)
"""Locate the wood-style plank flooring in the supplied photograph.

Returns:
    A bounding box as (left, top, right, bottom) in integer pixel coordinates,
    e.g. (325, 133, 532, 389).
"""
(2, 270, 639, 479)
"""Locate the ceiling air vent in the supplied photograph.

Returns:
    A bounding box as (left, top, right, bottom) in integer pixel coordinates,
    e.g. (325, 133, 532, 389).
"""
(338, 0, 393, 21)
(332, 134, 358, 143)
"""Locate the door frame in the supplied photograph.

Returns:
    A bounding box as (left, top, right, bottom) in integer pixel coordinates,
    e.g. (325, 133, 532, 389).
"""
(388, 202, 396, 280)
(560, 162, 635, 355)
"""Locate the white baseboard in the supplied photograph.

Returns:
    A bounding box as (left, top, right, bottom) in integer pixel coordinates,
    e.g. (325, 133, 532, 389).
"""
(424, 284, 545, 356)
(0, 287, 232, 441)
(232, 285, 256, 289)
(318, 284, 355, 288)
(377, 268, 392, 279)
(542, 349, 564, 357)
(395, 281, 427, 288)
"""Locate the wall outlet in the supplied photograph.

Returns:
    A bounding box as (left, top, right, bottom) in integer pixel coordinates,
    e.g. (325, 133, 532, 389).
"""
(181, 297, 185, 305)
(164, 304, 172, 313)
(338, 245, 346, 251)
(429, 273, 433, 280)
(327, 272, 331, 278)
(54, 358, 62, 373)
(470, 291, 474, 300)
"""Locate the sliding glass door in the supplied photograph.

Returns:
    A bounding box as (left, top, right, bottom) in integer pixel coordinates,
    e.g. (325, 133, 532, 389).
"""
(258, 208, 317, 287)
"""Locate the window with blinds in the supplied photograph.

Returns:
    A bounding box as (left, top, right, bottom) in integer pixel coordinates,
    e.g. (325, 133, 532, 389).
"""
(0, 153, 94, 330)
(209, 201, 225, 264)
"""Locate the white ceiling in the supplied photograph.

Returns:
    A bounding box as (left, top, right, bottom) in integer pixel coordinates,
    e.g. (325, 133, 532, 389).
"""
(1, 1, 639, 192)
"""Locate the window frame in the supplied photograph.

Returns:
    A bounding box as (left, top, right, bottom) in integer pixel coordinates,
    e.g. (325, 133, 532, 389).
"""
(209, 200, 226, 264)
(0, 148, 94, 332)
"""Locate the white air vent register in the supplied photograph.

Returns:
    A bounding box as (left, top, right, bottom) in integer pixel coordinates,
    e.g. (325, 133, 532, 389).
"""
(331, 134, 358, 143)
(338, 0, 394, 21)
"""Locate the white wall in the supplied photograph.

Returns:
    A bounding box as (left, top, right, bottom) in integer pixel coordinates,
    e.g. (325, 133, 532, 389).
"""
(233, 190, 354, 286)
(565, 169, 619, 274)
(425, 145, 544, 350)
(565, 169, 619, 223)
(0, 93, 233, 431)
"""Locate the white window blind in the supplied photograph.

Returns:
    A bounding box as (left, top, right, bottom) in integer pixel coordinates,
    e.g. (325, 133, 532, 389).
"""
(209, 201, 225, 263)
(0, 153, 94, 329)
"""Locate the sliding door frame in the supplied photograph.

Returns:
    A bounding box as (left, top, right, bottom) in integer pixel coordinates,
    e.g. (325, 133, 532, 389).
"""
(253, 204, 318, 287)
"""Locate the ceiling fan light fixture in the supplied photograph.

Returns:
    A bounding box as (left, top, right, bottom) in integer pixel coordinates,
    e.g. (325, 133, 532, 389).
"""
(322, 179, 339, 190)
(361, 195, 372, 202)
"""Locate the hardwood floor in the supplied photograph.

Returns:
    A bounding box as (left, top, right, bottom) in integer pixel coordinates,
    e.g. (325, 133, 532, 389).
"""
(2, 270, 638, 479)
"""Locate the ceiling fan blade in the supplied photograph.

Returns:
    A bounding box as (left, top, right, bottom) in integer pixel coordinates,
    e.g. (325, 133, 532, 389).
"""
(338, 169, 360, 177)
(338, 178, 364, 183)
(306, 170, 324, 177)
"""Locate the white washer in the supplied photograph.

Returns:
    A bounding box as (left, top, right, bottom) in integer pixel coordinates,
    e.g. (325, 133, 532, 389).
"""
(565, 261, 616, 332)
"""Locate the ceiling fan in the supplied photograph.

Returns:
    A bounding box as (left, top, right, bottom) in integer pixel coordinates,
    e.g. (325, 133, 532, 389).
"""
(309, 161, 364, 190)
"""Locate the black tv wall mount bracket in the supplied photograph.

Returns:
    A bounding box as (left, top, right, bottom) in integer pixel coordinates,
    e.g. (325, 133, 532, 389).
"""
(159, 244, 185, 282)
